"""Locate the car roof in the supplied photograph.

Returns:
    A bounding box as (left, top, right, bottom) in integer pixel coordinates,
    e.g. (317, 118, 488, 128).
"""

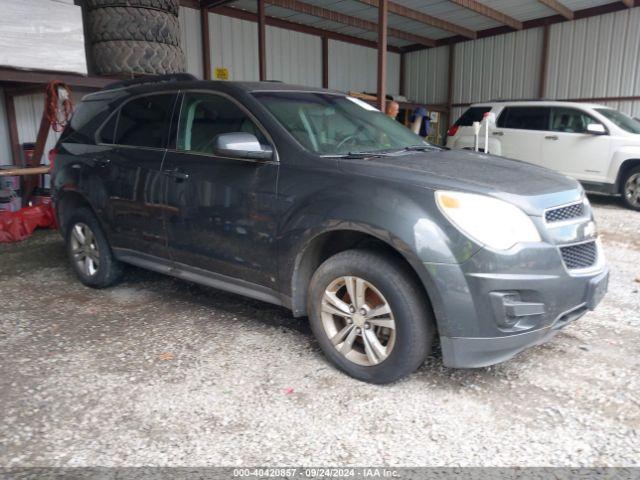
(470, 100, 610, 110)
(85, 78, 342, 102)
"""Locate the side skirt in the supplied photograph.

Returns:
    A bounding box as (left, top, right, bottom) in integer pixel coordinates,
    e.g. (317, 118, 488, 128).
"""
(113, 248, 289, 308)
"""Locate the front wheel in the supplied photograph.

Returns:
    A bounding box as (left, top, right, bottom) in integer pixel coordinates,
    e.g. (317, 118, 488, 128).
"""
(621, 166, 640, 211)
(308, 249, 435, 384)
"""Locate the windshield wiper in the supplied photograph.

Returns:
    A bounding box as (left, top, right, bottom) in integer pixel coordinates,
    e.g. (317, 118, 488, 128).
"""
(403, 144, 440, 152)
(325, 151, 394, 159)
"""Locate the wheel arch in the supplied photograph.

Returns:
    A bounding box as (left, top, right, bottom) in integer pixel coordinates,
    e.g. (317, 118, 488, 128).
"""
(615, 158, 640, 192)
(55, 189, 99, 236)
(288, 227, 445, 332)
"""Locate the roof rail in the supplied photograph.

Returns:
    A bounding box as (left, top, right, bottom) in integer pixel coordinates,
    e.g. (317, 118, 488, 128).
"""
(485, 98, 553, 103)
(103, 73, 198, 91)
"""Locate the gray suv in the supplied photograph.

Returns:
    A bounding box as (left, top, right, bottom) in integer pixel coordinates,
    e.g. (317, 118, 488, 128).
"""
(51, 75, 609, 384)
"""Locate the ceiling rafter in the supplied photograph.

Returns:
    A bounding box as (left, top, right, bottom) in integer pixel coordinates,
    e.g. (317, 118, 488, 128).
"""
(538, 0, 574, 19)
(448, 0, 523, 30)
(355, 0, 476, 39)
(264, 0, 436, 47)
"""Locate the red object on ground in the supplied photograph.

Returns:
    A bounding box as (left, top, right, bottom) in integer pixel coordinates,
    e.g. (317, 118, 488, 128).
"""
(0, 199, 57, 243)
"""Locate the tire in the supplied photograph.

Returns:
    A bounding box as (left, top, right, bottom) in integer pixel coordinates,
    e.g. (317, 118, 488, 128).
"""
(87, 7, 180, 46)
(91, 41, 185, 75)
(307, 249, 435, 384)
(85, 0, 179, 16)
(65, 208, 124, 288)
(620, 166, 640, 211)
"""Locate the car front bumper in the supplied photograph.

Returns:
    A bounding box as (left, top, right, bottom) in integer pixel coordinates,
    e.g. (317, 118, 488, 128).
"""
(424, 241, 609, 369)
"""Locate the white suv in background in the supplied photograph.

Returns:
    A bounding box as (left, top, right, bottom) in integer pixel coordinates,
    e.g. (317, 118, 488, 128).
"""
(446, 101, 640, 210)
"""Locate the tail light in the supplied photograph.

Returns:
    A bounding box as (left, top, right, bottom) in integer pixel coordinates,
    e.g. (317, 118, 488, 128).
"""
(48, 148, 57, 173)
(447, 124, 459, 137)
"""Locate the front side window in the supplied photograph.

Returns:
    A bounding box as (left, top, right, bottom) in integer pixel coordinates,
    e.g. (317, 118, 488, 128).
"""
(253, 92, 427, 155)
(497, 107, 550, 131)
(177, 93, 268, 154)
(595, 108, 640, 134)
(550, 107, 600, 134)
(114, 93, 177, 148)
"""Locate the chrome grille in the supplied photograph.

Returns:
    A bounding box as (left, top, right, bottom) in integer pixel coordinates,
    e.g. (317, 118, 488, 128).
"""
(545, 202, 585, 223)
(560, 241, 598, 270)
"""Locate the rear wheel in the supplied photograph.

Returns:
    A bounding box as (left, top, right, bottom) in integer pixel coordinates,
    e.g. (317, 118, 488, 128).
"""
(308, 249, 434, 384)
(65, 208, 124, 288)
(621, 166, 640, 211)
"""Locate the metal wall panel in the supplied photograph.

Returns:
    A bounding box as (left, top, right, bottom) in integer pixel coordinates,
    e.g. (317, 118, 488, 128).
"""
(328, 40, 400, 95)
(179, 6, 204, 79)
(452, 27, 544, 105)
(266, 26, 322, 87)
(0, 90, 12, 166)
(210, 13, 260, 81)
(545, 7, 640, 102)
(404, 45, 450, 104)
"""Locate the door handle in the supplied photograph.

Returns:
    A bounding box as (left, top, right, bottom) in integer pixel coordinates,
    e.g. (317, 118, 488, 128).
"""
(164, 168, 190, 181)
(90, 157, 111, 167)
(545, 135, 559, 141)
(492, 131, 504, 136)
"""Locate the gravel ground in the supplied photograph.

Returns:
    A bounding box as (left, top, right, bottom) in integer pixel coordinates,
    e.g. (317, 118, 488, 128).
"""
(1, 194, 639, 468)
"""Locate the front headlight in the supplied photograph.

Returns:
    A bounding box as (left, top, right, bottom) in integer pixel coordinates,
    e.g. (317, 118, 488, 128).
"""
(435, 191, 541, 251)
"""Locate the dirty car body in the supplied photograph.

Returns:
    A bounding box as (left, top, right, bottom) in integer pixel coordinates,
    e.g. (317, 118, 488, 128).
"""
(51, 77, 609, 383)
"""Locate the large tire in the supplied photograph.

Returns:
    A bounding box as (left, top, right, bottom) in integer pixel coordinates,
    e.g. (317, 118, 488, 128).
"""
(308, 249, 435, 384)
(85, 0, 179, 16)
(88, 7, 180, 46)
(620, 165, 640, 211)
(92, 41, 185, 75)
(64, 208, 124, 289)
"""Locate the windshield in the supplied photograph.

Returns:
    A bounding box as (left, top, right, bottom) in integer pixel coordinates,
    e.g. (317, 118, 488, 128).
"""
(595, 108, 640, 134)
(253, 92, 428, 155)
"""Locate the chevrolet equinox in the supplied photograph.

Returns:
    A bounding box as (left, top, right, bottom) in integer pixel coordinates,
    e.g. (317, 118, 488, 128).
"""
(51, 74, 609, 384)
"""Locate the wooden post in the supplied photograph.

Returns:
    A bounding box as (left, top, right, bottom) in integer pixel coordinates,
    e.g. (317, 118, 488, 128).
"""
(322, 36, 329, 89)
(377, 0, 388, 111)
(539, 22, 550, 99)
(4, 92, 21, 167)
(258, 0, 267, 81)
(201, 6, 211, 79)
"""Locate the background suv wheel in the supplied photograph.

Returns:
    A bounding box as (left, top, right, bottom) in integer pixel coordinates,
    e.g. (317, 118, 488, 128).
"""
(621, 166, 640, 211)
(308, 249, 435, 384)
(65, 208, 124, 288)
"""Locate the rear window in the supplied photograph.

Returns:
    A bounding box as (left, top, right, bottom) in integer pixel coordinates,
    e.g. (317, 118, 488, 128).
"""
(497, 107, 550, 131)
(455, 106, 493, 126)
(113, 93, 177, 149)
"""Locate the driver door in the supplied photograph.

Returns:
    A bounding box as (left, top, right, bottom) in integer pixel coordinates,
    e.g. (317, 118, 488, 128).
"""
(161, 91, 279, 286)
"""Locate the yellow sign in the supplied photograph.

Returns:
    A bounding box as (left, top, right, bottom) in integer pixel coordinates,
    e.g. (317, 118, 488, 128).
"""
(214, 67, 229, 80)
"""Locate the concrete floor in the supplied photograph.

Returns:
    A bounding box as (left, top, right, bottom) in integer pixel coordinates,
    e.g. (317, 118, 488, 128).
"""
(1, 195, 639, 467)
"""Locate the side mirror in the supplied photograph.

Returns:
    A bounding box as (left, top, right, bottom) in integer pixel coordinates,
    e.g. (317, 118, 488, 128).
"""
(213, 132, 273, 160)
(586, 123, 607, 135)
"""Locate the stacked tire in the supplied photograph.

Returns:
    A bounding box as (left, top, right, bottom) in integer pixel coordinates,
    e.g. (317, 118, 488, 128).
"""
(86, 0, 185, 76)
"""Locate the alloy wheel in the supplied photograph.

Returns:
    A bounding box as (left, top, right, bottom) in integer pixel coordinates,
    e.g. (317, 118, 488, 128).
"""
(625, 173, 640, 208)
(70, 222, 100, 277)
(320, 276, 396, 366)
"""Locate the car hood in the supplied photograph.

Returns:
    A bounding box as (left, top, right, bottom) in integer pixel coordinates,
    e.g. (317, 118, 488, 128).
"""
(337, 149, 583, 216)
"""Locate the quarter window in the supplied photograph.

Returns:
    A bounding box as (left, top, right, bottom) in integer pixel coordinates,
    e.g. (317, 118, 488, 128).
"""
(497, 107, 550, 131)
(456, 106, 493, 126)
(177, 93, 268, 154)
(114, 93, 177, 148)
(550, 107, 600, 134)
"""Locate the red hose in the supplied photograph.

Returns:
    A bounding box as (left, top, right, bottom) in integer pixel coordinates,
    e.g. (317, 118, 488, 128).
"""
(45, 81, 73, 133)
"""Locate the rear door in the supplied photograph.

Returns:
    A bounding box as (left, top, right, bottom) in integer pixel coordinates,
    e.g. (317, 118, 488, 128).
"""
(161, 91, 279, 286)
(493, 106, 550, 165)
(97, 92, 178, 257)
(542, 107, 611, 182)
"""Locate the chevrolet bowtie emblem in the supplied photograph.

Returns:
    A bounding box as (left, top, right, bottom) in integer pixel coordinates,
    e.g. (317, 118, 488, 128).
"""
(583, 221, 597, 239)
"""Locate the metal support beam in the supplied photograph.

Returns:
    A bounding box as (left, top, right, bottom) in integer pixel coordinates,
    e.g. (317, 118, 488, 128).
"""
(377, 0, 388, 111)
(538, 23, 550, 98)
(356, 0, 476, 39)
(200, 6, 211, 79)
(448, 0, 522, 30)
(3, 92, 21, 166)
(446, 44, 454, 116)
(258, 0, 267, 81)
(265, 0, 435, 47)
(322, 36, 329, 89)
(538, 0, 574, 20)
(398, 52, 405, 96)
